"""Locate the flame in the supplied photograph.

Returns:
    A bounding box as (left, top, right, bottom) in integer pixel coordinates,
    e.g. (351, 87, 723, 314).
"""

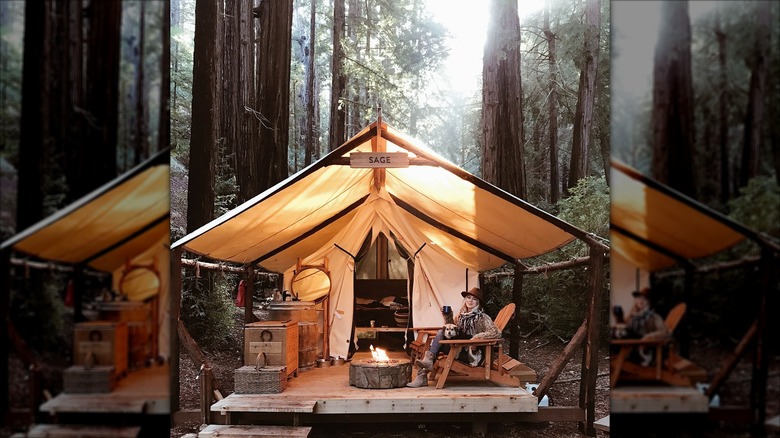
(370, 344, 390, 362)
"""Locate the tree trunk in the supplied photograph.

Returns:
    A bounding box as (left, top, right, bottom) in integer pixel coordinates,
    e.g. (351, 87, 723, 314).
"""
(222, 0, 239, 175)
(305, 0, 317, 166)
(235, 0, 256, 204)
(186, 0, 220, 233)
(159, 0, 170, 151)
(739, 1, 770, 189)
(329, 0, 347, 151)
(716, 12, 729, 203)
(81, 0, 121, 198)
(17, 0, 48, 230)
(481, 0, 526, 199)
(545, 2, 559, 204)
(135, 1, 147, 165)
(650, 1, 696, 197)
(566, 0, 600, 193)
(255, 0, 293, 191)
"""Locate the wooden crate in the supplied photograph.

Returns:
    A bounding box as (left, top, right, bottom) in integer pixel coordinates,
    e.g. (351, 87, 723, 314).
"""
(63, 365, 116, 393)
(73, 321, 128, 376)
(244, 321, 298, 378)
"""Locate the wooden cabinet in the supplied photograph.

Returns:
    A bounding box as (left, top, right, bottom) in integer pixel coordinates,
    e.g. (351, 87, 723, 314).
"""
(244, 321, 298, 378)
(73, 321, 128, 376)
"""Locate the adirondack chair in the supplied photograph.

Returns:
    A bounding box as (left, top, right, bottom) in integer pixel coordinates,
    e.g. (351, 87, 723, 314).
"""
(611, 302, 694, 386)
(431, 303, 517, 389)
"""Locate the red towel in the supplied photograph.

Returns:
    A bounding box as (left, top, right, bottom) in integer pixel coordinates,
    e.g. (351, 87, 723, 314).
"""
(64, 279, 74, 307)
(235, 280, 246, 307)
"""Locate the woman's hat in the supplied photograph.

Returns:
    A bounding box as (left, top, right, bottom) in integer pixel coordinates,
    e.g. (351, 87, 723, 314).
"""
(631, 287, 651, 300)
(461, 287, 484, 304)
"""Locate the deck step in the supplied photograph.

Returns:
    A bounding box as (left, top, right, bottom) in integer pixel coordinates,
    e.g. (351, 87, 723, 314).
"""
(212, 397, 317, 414)
(199, 425, 312, 437)
(22, 424, 141, 437)
(594, 415, 610, 433)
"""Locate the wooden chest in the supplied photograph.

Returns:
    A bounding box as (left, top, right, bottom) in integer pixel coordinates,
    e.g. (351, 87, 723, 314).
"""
(244, 321, 298, 378)
(73, 321, 128, 377)
(63, 365, 116, 393)
(99, 301, 153, 368)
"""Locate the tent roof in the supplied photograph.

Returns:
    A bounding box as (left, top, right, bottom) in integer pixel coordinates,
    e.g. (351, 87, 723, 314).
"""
(1, 150, 170, 273)
(610, 160, 766, 272)
(173, 122, 597, 272)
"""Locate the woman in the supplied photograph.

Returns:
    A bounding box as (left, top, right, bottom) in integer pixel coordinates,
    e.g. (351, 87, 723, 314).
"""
(407, 287, 501, 387)
(625, 287, 670, 366)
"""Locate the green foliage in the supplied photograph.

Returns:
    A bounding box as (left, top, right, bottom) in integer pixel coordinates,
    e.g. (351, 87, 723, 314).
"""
(556, 176, 610, 255)
(180, 273, 237, 351)
(728, 176, 780, 238)
(10, 272, 67, 350)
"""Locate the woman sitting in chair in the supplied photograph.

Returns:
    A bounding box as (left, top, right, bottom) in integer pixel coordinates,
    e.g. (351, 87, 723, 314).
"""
(625, 287, 670, 366)
(407, 287, 501, 387)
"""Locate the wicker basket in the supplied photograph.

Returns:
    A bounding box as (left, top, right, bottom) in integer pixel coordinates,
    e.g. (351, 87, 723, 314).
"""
(234, 352, 287, 394)
(63, 365, 116, 393)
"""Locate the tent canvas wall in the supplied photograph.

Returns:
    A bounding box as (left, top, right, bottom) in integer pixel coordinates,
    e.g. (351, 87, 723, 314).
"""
(1, 150, 171, 357)
(173, 122, 599, 359)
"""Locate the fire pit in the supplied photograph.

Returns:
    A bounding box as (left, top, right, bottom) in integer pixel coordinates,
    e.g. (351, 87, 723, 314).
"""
(349, 346, 412, 389)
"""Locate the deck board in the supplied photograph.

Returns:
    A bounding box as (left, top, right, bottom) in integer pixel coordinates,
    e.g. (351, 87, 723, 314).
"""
(198, 425, 312, 437)
(212, 359, 537, 415)
(611, 386, 708, 414)
(40, 364, 169, 415)
(24, 424, 141, 437)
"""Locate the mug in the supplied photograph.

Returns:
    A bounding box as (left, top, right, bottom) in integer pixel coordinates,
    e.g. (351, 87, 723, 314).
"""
(441, 305, 452, 314)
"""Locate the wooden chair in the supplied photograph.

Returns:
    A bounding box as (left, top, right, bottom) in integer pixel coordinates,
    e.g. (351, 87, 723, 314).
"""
(431, 303, 517, 389)
(611, 302, 692, 387)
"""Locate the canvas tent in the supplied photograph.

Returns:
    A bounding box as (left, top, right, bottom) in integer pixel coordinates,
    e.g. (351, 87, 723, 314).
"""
(1, 149, 171, 357)
(173, 121, 601, 360)
(609, 160, 778, 426)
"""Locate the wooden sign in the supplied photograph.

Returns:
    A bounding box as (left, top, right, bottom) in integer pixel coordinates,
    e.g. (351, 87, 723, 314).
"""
(349, 152, 410, 168)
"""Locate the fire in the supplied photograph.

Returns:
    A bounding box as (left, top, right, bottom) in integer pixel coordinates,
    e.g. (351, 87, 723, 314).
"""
(370, 344, 389, 362)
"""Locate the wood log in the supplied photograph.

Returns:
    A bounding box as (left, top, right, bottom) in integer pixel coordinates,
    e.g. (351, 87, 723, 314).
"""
(535, 319, 587, 400)
(348, 360, 411, 389)
(180, 258, 278, 277)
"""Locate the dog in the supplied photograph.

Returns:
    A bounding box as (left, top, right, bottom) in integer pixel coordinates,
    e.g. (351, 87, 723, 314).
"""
(466, 346, 482, 367)
(443, 323, 458, 339)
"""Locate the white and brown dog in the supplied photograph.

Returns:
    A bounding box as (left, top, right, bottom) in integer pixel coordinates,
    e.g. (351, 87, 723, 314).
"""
(442, 323, 482, 366)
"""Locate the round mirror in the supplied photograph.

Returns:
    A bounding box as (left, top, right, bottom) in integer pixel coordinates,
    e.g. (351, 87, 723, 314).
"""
(291, 266, 331, 303)
(119, 265, 161, 301)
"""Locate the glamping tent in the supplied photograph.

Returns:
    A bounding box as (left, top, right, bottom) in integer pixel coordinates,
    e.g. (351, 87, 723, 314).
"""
(610, 160, 778, 428)
(1, 150, 171, 358)
(173, 121, 601, 360)
(1, 149, 170, 407)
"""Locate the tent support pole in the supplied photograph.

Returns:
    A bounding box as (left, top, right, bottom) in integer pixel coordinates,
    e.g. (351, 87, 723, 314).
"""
(244, 266, 255, 324)
(680, 266, 694, 357)
(751, 247, 774, 433)
(578, 246, 605, 437)
(73, 264, 85, 323)
(509, 264, 523, 358)
(1, 248, 10, 422)
(170, 247, 183, 419)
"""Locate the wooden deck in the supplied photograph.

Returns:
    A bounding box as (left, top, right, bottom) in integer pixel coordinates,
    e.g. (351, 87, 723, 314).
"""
(212, 356, 537, 418)
(40, 364, 169, 415)
(611, 386, 709, 414)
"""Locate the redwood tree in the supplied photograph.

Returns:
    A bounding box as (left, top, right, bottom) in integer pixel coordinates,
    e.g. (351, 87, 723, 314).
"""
(650, 1, 696, 197)
(739, 1, 770, 189)
(235, 0, 257, 204)
(255, 0, 293, 190)
(186, 0, 220, 232)
(481, 0, 526, 199)
(328, 0, 347, 151)
(566, 0, 600, 193)
(544, 1, 559, 204)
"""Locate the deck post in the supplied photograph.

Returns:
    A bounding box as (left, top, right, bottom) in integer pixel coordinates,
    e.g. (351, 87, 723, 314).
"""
(29, 364, 41, 424)
(1, 248, 10, 423)
(201, 364, 213, 425)
(509, 264, 523, 358)
(578, 246, 605, 436)
(751, 247, 774, 433)
(170, 247, 183, 418)
(244, 265, 254, 324)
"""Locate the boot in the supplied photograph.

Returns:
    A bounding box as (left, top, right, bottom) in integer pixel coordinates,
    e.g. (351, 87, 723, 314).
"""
(415, 351, 435, 371)
(406, 367, 428, 388)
